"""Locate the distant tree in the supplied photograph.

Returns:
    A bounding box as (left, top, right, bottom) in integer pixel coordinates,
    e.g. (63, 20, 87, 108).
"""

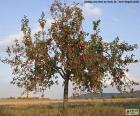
(0, 1, 139, 115)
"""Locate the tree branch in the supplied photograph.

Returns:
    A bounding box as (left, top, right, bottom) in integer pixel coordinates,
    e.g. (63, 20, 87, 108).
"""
(55, 66, 65, 79)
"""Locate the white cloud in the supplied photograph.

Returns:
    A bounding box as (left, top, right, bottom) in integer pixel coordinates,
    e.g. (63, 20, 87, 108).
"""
(46, 18, 54, 29)
(0, 32, 23, 50)
(81, 3, 102, 18)
(125, 72, 140, 83)
(0, 18, 54, 50)
(125, 72, 140, 90)
(104, 71, 140, 85)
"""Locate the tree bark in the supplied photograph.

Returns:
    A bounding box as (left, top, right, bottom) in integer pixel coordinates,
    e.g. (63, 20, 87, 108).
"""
(26, 89, 29, 98)
(63, 76, 69, 116)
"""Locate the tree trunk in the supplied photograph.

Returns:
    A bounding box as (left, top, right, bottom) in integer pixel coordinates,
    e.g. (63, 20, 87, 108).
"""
(41, 85, 44, 98)
(26, 89, 29, 98)
(63, 77, 69, 116)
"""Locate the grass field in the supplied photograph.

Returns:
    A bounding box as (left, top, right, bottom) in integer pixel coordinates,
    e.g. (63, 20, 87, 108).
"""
(0, 98, 140, 116)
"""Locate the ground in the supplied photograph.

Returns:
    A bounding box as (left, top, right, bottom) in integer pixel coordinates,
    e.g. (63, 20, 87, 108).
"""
(0, 98, 140, 116)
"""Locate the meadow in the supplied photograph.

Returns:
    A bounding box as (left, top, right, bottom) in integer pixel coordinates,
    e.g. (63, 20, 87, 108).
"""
(0, 98, 140, 116)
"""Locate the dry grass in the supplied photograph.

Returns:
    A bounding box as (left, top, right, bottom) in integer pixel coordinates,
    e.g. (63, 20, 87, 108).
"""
(0, 104, 125, 116)
(0, 98, 139, 106)
(0, 98, 139, 116)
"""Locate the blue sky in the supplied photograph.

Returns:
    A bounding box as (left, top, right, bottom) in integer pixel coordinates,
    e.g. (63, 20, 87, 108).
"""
(0, 0, 140, 99)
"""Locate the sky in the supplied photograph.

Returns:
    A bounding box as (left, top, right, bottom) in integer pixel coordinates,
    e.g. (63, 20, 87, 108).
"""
(0, 0, 140, 99)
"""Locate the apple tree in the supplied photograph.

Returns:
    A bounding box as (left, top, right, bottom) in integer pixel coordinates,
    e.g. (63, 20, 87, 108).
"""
(0, 1, 139, 115)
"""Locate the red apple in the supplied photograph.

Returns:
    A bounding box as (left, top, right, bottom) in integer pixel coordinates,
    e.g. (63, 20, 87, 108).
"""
(80, 54, 86, 62)
(79, 43, 85, 50)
